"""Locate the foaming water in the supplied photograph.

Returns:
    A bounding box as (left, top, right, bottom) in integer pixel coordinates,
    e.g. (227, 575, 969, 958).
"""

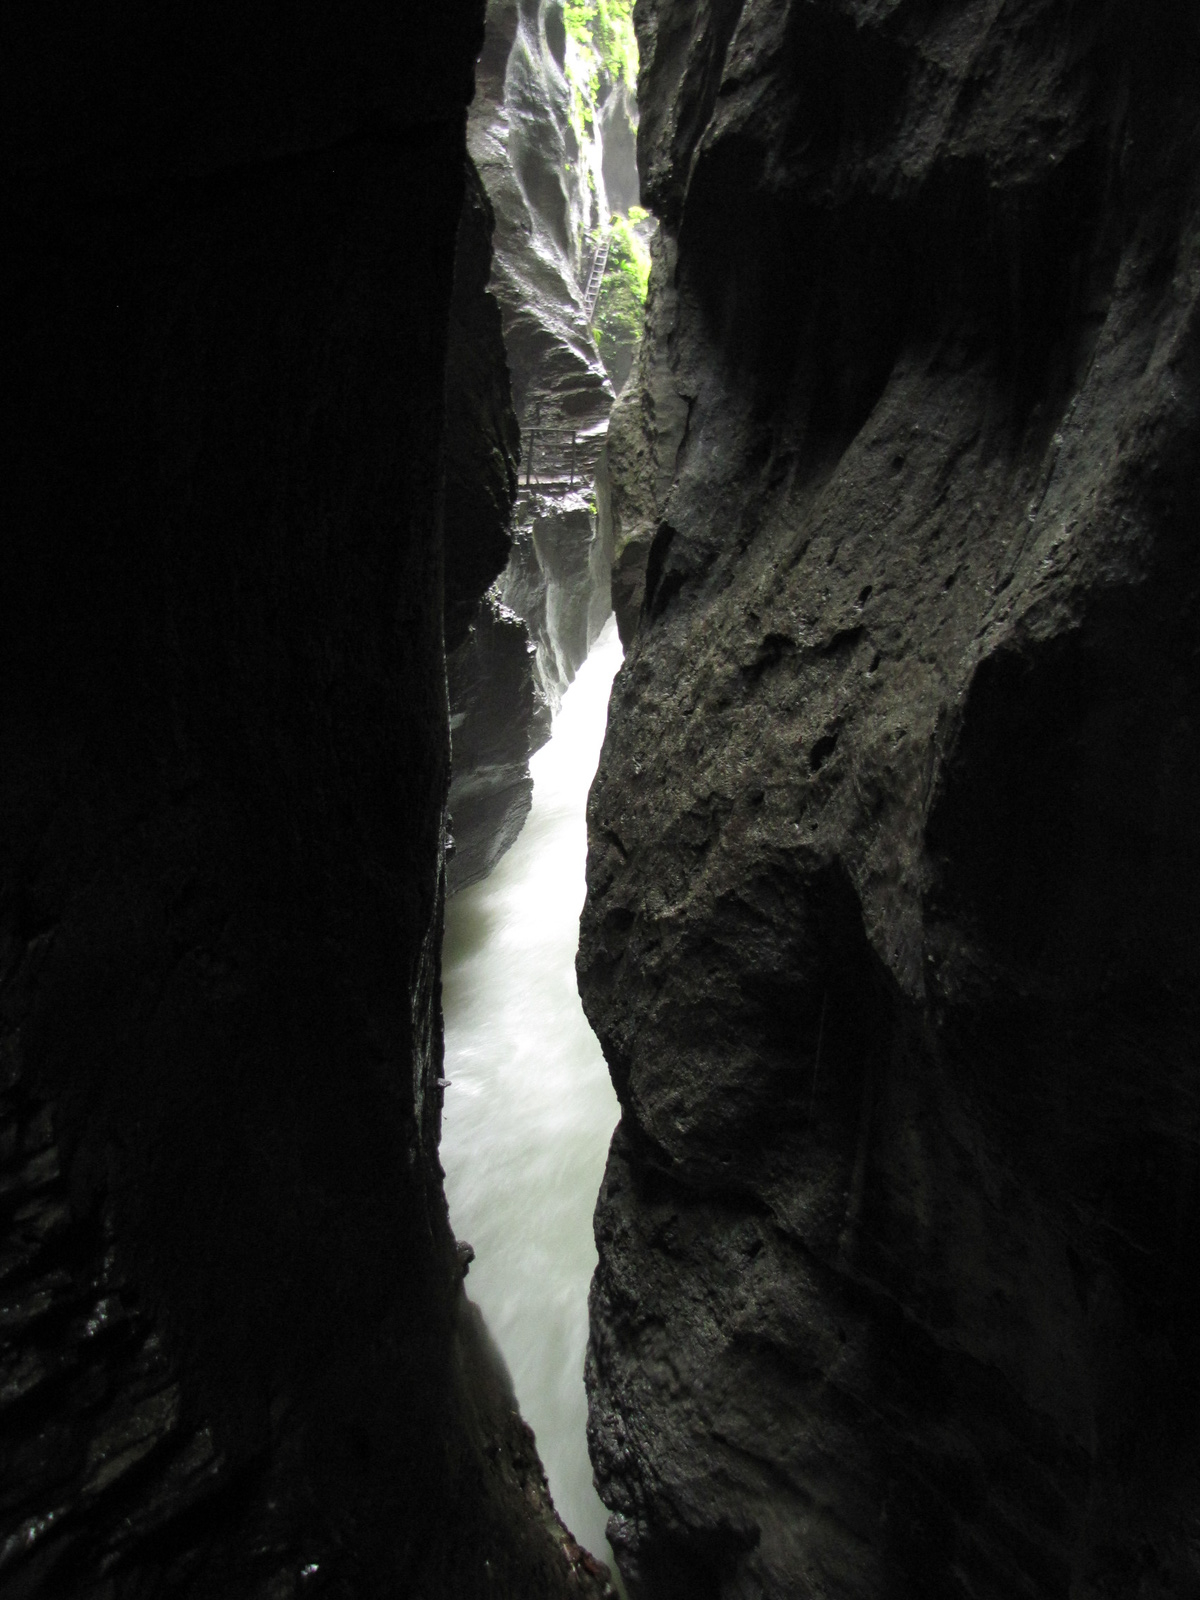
(441, 614, 623, 1564)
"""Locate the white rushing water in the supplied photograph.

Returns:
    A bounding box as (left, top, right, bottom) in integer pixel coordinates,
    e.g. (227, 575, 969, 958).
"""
(441, 614, 624, 1565)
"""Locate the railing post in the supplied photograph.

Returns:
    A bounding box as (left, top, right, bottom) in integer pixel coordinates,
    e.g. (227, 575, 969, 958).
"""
(525, 401, 542, 490)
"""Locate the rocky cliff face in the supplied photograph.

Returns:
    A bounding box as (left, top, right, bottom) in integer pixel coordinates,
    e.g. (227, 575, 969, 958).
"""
(445, 162, 524, 658)
(579, 4, 1200, 1598)
(447, 0, 618, 892)
(443, 158, 546, 894)
(447, 594, 553, 890)
(0, 5, 609, 1595)
(469, 0, 614, 424)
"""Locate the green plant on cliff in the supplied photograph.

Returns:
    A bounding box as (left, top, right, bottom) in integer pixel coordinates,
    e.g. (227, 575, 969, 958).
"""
(565, 0, 637, 94)
(563, 0, 637, 149)
(593, 209, 651, 386)
(612, 209, 651, 300)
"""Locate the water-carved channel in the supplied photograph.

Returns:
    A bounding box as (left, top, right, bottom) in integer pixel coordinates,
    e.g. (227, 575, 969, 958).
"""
(438, 0, 646, 1574)
(442, 618, 624, 1563)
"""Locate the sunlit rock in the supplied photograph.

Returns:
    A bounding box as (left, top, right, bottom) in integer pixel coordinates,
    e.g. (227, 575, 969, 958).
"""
(449, 0, 628, 889)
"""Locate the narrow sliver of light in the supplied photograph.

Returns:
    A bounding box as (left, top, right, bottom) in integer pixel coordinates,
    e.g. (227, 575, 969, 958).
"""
(441, 614, 624, 1566)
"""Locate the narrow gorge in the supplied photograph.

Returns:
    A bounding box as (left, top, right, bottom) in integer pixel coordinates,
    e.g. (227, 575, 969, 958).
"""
(2, 3, 1197, 1600)
(442, 618, 624, 1565)
(441, 0, 636, 1573)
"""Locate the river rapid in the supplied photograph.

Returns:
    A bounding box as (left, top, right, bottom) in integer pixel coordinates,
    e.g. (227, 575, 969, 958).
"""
(441, 615, 624, 1566)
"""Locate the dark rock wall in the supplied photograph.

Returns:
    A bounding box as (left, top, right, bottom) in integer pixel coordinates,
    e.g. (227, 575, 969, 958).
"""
(443, 157, 540, 897)
(579, 3, 1200, 1598)
(445, 161, 523, 656)
(0, 5, 607, 1595)
(447, 595, 552, 891)
(597, 226, 689, 650)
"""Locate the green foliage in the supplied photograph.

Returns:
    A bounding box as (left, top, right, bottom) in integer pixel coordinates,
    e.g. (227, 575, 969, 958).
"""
(564, 0, 638, 94)
(609, 209, 651, 302)
(562, 0, 638, 151)
(562, 4, 648, 383)
(594, 271, 640, 374)
(594, 212, 651, 383)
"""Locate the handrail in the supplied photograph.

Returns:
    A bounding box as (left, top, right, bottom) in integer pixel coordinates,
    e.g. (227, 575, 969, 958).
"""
(520, 412, 608, 491)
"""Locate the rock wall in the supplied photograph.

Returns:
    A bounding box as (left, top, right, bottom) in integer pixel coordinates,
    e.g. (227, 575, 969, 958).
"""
(579, 3, 1200, 1597)
(448, 0, 617, 891)
(447, 594, 553, 890)
(0, 4, 610, 1595)
(444, 157, 545, 895)
(469, 0, 614, 424)
(445, 162, 523, 657)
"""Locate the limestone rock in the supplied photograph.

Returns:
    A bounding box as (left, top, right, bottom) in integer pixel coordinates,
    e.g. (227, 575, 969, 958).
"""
(579, 2, 1200, 1596)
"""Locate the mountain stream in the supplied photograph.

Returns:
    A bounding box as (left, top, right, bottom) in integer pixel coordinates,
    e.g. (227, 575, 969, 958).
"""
(441, 615, 624, 1567)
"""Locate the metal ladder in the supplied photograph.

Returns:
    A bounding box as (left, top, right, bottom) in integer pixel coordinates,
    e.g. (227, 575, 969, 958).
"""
(581, 234, 611, 324)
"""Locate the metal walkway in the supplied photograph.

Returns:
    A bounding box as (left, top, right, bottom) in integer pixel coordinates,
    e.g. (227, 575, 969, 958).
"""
(520, 410, 608, 491)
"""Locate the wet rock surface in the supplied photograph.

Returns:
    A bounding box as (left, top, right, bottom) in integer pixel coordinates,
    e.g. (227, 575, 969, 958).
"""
(599, 228, 689, 651)
(505, 501, 614, 707)
(579, 3, 1200, 1597)
(1, 3, 609, 1594)
(448, 0, 618, 890)
(469, 0, 614, 426)
(600, 83, 642, 221)
(447, 595, 551, 893)
(443, 151, 534, 898)
(445, 161, 522, 657)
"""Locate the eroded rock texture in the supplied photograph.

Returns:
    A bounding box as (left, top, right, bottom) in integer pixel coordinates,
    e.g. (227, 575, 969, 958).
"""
(445, 161, 523, 658)
(579, 3, 1200, 1597)
(447, 0, 617, 890)
(469, 0, 614, 425)
(447, 595, 552, 891)
(1, 4, 608, 1595)
(444, 161, 538, 896)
